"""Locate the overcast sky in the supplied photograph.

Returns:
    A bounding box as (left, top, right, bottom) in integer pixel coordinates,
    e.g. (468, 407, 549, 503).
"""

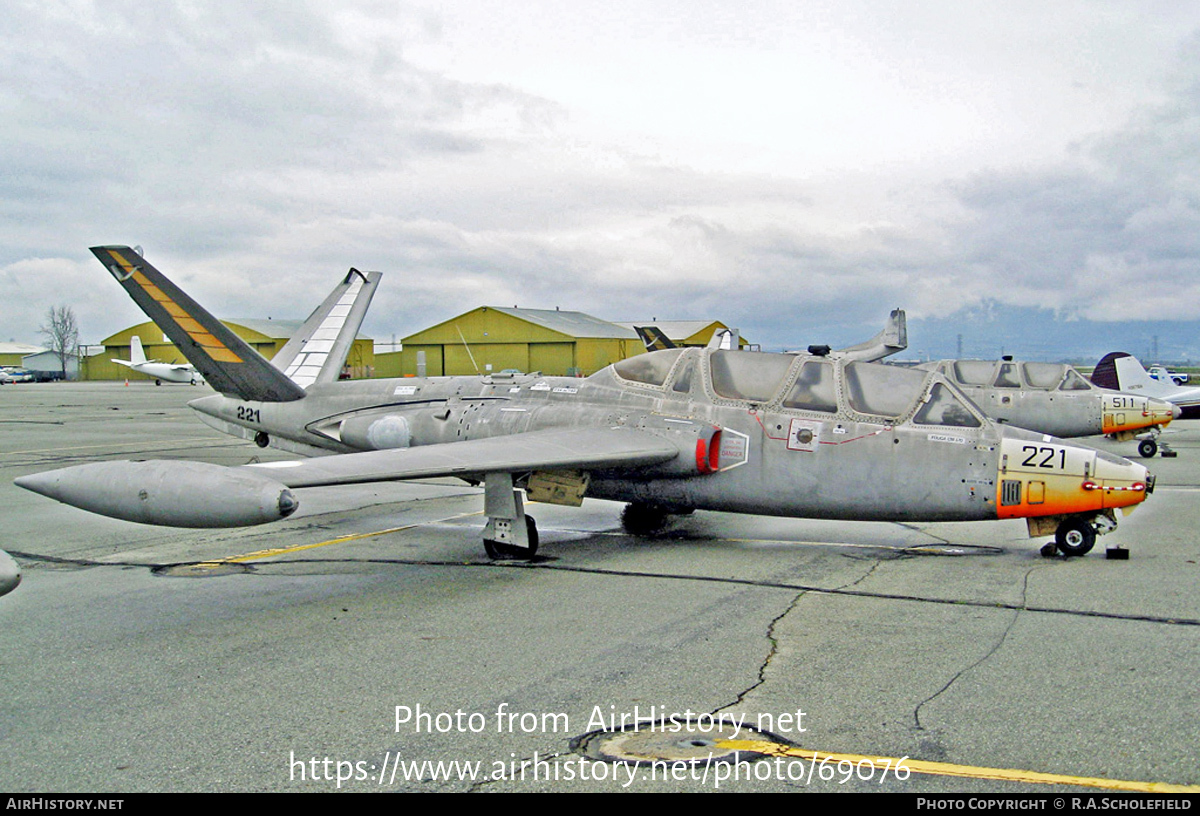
(5, 1, 1200, 359)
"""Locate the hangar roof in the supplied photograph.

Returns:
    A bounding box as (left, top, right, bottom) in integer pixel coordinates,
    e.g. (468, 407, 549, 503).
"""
(487, 307, 636, 339)
(405, 306, 637, 343)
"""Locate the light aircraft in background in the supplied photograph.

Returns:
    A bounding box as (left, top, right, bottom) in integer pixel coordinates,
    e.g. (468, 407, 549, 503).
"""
(112, 335, 204, 385)
(1092, 352, 1200, 426)
(16, 247, 1157, 559)
(917, 357, 1179, 459)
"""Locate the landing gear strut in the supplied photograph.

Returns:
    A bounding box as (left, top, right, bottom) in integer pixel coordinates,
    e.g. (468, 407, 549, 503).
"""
(1136, 426, 1175, 458)
(1040, 512, 1124, 558)
(482, 472, 538, 560)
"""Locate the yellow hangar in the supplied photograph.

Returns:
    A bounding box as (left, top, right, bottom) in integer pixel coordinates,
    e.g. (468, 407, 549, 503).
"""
(396, 306, 641, 378)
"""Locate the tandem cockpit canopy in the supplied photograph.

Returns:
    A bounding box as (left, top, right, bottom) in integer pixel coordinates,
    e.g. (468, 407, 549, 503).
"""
(940, 360, 1093, 392)
(606, 348, 982, 427)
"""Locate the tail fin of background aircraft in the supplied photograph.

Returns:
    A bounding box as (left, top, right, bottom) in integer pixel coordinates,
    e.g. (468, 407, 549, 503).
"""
(633, 326, 677, 351)
(706, 328, 740, 350)
(130, 335, 147, 365)
(1091, 352, 1147, 391)
(833, 308, 907, 363)
(270, 268, 381, 389)
(90, 246, 307, 403)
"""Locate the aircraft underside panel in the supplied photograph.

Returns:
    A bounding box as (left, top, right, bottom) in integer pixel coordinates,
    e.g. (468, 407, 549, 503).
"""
(592, 420, 1003, 523)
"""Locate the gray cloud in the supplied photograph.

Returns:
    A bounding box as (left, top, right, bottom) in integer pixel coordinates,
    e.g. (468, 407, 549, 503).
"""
(5, 3, 1200, 361)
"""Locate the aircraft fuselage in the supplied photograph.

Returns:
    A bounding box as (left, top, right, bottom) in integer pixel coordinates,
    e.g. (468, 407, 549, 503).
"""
(920, 359, 1177, 439)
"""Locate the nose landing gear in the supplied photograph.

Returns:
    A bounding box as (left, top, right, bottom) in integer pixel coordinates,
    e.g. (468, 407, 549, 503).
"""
(1039, 512, 1128, 559)
(1136, 427, 1176, 459)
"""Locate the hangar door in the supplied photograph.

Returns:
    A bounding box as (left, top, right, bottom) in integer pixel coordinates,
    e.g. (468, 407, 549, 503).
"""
(529, 343, 575, 376)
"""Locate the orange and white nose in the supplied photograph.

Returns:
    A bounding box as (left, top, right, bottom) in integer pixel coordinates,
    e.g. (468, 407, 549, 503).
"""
(996, 437, 1151, 520)
(1101, 394, 1178, 434)
(1083, 450, 1153, 512)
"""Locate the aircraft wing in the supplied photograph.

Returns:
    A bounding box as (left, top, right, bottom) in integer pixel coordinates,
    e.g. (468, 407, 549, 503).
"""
(14, 426, 685, 528)
(243, 426, 680, 488)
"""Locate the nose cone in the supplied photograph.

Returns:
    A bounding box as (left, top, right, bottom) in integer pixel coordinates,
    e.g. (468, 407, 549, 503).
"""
(1101, 394, 1179, 433)
(997, 434, 1151, 520)
(1147, 396, 1181, 425)
(1087, 448, 1152, 511)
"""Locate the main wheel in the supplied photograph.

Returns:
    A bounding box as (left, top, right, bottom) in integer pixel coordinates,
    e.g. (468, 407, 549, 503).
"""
(484, 516, 539, 560)
(1138, 438, 1158, 458)
(1055, 519, 1096, 557)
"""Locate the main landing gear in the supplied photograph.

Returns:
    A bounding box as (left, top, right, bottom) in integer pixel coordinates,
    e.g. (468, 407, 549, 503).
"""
(481, 472, 539, 560)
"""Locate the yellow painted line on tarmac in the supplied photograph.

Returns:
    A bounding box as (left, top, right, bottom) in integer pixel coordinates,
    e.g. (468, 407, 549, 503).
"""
(716, 739, 1200, 793)
(195, 511, 483, 569)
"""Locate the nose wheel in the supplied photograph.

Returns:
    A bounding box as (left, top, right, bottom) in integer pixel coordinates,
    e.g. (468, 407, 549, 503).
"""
(1054, 519, 1096, 556)
(1136, 427, 1176, 458)
(1040, 518, 1097, 557)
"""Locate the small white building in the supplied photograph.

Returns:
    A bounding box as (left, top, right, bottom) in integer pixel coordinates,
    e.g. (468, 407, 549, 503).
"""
(23, 349, 79, 380)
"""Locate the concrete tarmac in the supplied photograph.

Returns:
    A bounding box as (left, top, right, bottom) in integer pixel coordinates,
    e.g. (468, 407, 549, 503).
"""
(1, 382, 1198, 793)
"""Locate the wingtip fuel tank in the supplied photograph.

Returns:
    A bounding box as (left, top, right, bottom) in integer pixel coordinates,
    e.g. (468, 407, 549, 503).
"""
(0, 549, 20, 597)
(15, 460, 298, 528)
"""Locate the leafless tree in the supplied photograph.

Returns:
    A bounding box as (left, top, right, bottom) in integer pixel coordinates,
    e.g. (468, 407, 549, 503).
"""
(39, 305, 79, 379)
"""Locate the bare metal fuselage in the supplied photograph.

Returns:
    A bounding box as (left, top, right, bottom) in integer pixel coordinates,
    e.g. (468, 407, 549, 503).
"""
(921, 359, 1177, 440)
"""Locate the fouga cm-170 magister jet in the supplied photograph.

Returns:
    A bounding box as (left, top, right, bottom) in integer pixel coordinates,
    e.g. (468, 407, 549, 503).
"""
(15, 247, 1157, 559)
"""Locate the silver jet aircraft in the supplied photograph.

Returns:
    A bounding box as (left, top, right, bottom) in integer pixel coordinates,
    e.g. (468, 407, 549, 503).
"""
(16, 247, 1157, 559)
(917, 358, 1179, 459)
